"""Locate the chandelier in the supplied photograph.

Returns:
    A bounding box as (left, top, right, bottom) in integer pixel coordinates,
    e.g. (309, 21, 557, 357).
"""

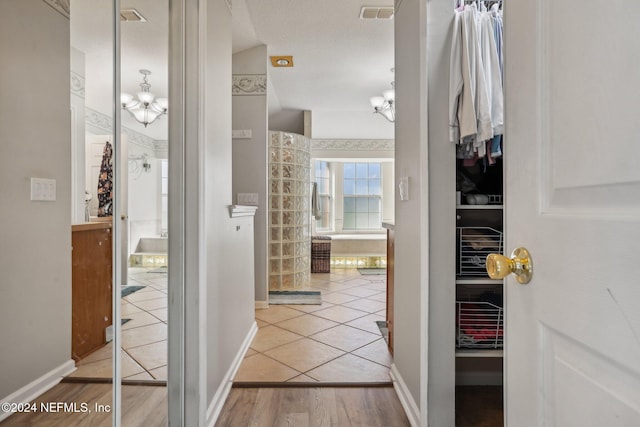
(121, 69, 168, 127)
(369, 81, 395, 123)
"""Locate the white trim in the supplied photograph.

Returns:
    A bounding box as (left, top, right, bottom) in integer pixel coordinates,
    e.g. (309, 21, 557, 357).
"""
(0, 360, 75, 422)
(311, 139, 394, 151)
(390, 363, 421, 427)
(206, 322, 258, 426)
(255, 300, 269, 309)
(228, 205, 258, 218)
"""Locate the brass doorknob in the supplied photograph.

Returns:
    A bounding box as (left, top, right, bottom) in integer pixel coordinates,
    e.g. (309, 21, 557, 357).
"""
(486, 247, 533, 284)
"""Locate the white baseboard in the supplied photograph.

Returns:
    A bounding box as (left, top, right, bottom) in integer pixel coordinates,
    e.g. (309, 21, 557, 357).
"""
(255, 300, 269, 309)
(456, 371, 503, 386)
(0, 359, 76, 422)
(390, 363, 420, 427)
(206, 321, 258, 426)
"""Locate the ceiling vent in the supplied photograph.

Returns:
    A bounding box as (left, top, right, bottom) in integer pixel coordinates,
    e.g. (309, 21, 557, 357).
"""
(120, 8, 147, 22)
(359, 6, 394, 20)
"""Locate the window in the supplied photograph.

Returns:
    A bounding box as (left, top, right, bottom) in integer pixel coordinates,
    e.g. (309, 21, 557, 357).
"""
(343, 162, 382, 230)
(314, 160, 331, 230)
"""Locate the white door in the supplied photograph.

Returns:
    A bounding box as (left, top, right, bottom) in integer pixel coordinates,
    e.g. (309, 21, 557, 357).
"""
(504, 0, 640, 425)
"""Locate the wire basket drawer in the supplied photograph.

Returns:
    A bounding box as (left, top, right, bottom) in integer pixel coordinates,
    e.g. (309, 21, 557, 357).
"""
(456, 301, 504, 349)
(457, 227, 503, 276)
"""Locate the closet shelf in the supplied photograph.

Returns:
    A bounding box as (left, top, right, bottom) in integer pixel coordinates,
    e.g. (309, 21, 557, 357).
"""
(456, 205, 503, 210)
(455, 349, 503, 358)
(456, 278, 503, 285)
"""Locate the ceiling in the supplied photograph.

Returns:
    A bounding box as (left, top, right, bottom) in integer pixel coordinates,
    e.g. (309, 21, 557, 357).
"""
(71, 0, 394, 141)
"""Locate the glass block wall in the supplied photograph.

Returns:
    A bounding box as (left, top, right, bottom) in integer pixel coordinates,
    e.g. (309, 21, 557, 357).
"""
(268, 132, 311, 290)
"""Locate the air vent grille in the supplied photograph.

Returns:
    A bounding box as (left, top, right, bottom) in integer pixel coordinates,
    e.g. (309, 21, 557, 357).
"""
(359, 6, 394, 20)
(120, 9, 147, 22)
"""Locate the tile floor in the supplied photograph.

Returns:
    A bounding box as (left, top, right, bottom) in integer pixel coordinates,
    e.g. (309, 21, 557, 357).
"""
(70, 268, 390, 384)
(68, 267, 168, 381)
(234, 269, 392, 383)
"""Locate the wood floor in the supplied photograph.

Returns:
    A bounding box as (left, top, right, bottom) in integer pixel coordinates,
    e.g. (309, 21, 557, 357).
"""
(0, 383, 167, 426)
(0, 383, 502, 426)
(456, 386, 503, 427)
(215, 386, 411, 427)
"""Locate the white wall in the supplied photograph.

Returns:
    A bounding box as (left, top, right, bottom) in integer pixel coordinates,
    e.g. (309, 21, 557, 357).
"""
(204, 0, 256, 410)
(425, 0, 457, 424)
(0, 0, 72, 399)
(311, 110, 394, 139)
(71, 47, 86, 223)
(392, 0, 428, 419)
(128, 142, 162, 251)
(232, 45, 269, 303)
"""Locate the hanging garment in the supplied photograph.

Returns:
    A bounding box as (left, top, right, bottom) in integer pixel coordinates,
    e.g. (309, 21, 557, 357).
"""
(480, 11, 503, 136)
(97, 140, 113, 217)
(311, 182, 321, 220)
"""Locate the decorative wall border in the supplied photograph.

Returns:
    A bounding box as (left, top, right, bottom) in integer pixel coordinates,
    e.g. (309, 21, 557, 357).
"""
(41, 0, 69, 19)
(311, 139, 395, 151)
(232, 74, 267, 96)
(70, 72, 85, 99)
(85, 107, 158, 153)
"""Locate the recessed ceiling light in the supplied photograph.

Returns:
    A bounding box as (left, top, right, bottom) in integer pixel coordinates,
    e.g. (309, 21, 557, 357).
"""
(270, 56, 294, 67)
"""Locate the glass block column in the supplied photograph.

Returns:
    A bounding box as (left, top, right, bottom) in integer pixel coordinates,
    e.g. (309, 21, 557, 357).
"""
(268, 131, 311, 290)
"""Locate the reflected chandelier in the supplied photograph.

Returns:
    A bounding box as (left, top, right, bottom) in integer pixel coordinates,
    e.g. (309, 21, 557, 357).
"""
(121, 69, 168, 127)
(369, 81, 395, 123)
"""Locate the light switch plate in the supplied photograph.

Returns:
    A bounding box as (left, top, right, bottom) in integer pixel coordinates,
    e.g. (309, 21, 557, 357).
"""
(31, 177, 56, 201)
(237, 192, 259, 205)
(232, 129, 252, 139)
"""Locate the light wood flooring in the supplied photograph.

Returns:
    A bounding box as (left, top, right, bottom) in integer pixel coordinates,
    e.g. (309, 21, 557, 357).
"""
(215, 386, 411, 427)
(0, 383, 167, 426)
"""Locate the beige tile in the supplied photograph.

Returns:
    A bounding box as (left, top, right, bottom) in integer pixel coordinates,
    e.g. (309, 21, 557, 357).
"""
(249, 325, 303, 352)
(124, 371, 155, 381)
(312, 305, 369, 323)
(121, 302, 143, 316)
(234, 354, 300, 382)
(366, 292, 388, 303)
(287, 374, 318, 383)
(245, 348, 258, 358)
(77, 342, 113, 365)
(148, 308, 168, 322)
(340, 286, 383, 298)
(275, 314, 339, 336)
(320, 292, 360, 305)
(126, 340, 167, 371)
(131, 297, 168, 311)
(310, 281, 358, 292)
(122, 311, 162, 330)
(122, 323, 167, 349)
(254, 305, 304, 324)
(342, 298, 387, 314)
(364, 282, 388, 291)
(149, 365, 168, 381)
(264, 338, 344, 372)
(284, 301, 335, 314)
(256, 319, 269, 328)
(345, 314, 386, 335)
(70, 351, 145, 378)
(352, 339, 393, 367)
(343, 278, 375, 286)
(310, 325, 380, 352)
(305, 354, 391, 383)
(124, 289, 166, 303)
(375, 309, 386, 317)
